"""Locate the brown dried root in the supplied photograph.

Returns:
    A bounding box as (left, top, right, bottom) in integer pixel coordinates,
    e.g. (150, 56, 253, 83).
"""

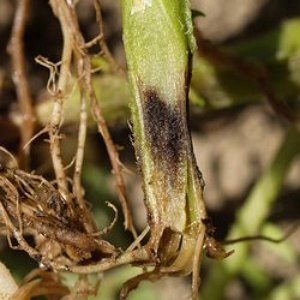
(92, 0, 126, 76)
(3, 0, 146, 293)
(63, 274, 101, 300)
(120, 269, 163, 300)
(0, 162, 116, 270)
(47, 1, 74, 214)
(8, 0, 35, 168)
(47, 0, 137, 238)
(12, 269, 69, 300)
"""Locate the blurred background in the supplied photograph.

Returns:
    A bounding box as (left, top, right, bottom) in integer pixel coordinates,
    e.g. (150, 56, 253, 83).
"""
(0, 0, 300, 299)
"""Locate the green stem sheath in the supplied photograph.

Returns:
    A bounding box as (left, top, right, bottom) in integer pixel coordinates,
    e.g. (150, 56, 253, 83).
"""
(121, 0, 207, 274)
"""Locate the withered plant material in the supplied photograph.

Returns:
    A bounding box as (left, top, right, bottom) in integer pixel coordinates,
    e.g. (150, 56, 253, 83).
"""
(46, 0, 137, 237)
(93, 0, 126, 76)
(8, 0, 35, 168)
(11, 269, 69, 300)
(63, 274, 102, 300)
(0, 162, 116, 269)
(202, 217, 234, 260)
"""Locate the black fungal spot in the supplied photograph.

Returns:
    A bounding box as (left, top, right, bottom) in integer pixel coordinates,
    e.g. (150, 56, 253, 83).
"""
(142, 89, 185, 169)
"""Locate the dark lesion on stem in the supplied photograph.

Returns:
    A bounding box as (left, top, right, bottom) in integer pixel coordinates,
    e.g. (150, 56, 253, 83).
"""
(142, 88, 185, 170)
(138, 87, 189, 251)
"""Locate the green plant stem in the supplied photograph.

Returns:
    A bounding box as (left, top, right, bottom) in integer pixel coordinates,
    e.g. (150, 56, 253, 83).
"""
(121, 0, 207, 278)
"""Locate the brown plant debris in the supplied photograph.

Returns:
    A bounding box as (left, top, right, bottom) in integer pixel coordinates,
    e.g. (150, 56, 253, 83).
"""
(0, 162, 116, 270)
(8, 0, 35, 168)
(12, 269, 69, 300)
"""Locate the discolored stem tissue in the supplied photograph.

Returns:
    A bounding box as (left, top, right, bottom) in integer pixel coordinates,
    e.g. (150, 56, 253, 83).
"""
(122, 0, 208, 297)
